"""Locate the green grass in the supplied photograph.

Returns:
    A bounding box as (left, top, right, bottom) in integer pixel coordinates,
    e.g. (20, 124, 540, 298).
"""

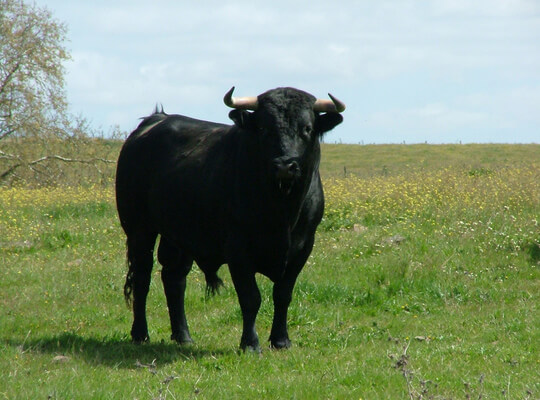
(1, 144, 539, 399)
(320, 143, 540, 178)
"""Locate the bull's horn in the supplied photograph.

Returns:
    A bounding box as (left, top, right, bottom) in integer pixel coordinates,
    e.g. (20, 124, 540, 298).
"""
(313, 93, 346, 113)
(223, 87, 258, 110)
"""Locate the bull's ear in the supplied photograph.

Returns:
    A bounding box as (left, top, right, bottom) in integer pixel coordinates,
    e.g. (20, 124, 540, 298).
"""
(229, 110, 255, 129)
(315, 113, 343, 135)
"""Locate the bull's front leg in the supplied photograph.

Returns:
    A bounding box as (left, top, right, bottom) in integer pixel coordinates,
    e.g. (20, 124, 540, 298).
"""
(229, 265, 261, 352)
(270, 235, 314, 349)
(270, 278, 296, 349)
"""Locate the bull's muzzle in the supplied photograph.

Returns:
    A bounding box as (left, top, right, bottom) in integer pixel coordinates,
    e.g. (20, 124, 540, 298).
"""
(273, 159, 300, 195)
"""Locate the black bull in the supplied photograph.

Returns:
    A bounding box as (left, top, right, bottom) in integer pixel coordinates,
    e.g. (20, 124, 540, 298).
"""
(115, 87, 345, 351)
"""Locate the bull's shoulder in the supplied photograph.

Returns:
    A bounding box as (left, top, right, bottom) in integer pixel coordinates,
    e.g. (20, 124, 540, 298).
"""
(119, 113, 240, 179)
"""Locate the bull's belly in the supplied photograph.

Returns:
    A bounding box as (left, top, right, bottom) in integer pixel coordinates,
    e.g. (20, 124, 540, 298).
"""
(152, 203, 296, 282)
(161, 232, 288, 282)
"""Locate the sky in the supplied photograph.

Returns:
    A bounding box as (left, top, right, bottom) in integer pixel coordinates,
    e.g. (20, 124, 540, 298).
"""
(36, 0, 540, 144)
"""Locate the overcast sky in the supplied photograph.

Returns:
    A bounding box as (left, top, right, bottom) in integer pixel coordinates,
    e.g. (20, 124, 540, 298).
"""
(37, 0, 540, 144)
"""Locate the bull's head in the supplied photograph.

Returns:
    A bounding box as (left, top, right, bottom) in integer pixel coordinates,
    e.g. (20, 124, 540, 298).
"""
(224, 87, 345, 195)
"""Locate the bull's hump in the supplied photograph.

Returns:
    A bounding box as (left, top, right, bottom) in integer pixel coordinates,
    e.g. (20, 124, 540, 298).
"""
(135, 119, 166, 137)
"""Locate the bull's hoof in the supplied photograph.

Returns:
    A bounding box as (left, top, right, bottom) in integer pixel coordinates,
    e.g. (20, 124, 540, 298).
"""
(171, 332, 193, 345)
(270, 338, 291, 350)
(131, 323, 150, 343)
(240, 344, 262, 354)
(131, 334, 149, 344)
(240, 339, 261, 354)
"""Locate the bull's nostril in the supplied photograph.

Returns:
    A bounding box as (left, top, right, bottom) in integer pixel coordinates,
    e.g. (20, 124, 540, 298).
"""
(287, 162, 299, 174)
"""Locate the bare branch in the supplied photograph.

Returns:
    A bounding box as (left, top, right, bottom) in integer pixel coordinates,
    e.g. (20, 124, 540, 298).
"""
(0, 163, 23, 181)
(0, 61, 22, 95)
(0, 127, 16, 140)
(0, 150, 19, 160)
(27, 155, 116, 166)
(0, 153, 116, 182)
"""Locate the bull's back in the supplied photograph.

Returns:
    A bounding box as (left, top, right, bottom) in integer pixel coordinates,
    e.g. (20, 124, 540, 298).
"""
(116, 114, 234, 249)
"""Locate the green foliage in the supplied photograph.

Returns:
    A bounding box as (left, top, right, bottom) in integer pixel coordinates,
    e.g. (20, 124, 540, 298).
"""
(0, 144, 538, 399)
(0, 0, 70, 140)
(0, 0, 123, 186)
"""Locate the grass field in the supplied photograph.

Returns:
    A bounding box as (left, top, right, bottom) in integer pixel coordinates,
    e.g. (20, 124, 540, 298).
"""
(1, 144, 539, 399)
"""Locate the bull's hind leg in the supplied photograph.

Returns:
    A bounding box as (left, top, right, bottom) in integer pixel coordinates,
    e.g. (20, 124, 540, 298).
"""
(229, 265, 261, 352)
(125, 231, 157, 343)
(157, 237, 193, 344)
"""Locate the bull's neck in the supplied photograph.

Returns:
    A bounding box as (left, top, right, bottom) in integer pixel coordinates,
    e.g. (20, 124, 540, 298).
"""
(259, 157, 319, 230)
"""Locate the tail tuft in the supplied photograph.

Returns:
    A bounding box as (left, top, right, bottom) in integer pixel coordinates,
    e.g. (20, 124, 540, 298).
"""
(205, 272, 224, 297)
(123, 246, 134, 307)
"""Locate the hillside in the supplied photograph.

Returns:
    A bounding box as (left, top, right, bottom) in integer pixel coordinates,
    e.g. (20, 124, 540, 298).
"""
(2, 139, 538, 186)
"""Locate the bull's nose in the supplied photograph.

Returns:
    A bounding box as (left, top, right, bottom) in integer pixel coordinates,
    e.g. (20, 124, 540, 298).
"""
(275, 160, 300, 179)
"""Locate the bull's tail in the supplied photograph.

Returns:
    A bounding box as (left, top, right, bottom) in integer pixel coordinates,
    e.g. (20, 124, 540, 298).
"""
(123, 244, 134, 307)
(205, 271, 223, 297)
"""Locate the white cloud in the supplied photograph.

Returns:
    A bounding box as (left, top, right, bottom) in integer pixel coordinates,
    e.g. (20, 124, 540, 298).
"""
(459, 86, 540, 127)
(430, 0, 540, 17)
(369, 103, 488, 136)
(38, 0, 540, 143)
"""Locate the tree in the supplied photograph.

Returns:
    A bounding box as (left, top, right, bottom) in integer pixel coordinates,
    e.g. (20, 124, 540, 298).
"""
(0, 0, 116, 185)
(0, 0, 70, 140)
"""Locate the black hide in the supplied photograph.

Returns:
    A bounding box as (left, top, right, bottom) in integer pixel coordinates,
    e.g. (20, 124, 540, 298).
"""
(115, 87, 343, 351)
